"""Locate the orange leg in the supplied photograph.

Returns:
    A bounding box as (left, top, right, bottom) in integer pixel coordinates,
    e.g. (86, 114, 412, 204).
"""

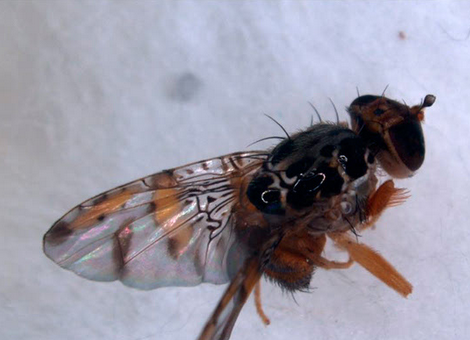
(361, 179, 409, 231)
(254, 280, 271, 325)
(308, 253, 354, 270)
(328, 232, 412, 297)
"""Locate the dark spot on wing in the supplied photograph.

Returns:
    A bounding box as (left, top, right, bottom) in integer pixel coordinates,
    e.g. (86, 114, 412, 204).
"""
(90, 193, 108, 205)
(115, 221, 136, 269)
(147, 202, 157, 214)
(144, 169, 177, 188)
(167, 237, 180, 260)
(207, 196, 216, 204)
(112, 236, 125, 269)
(163, 169, 174, 177)
(44, 220, 74, 246)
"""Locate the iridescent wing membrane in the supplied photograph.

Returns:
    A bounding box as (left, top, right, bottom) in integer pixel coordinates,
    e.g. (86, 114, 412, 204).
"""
(43, 152, 266, 290)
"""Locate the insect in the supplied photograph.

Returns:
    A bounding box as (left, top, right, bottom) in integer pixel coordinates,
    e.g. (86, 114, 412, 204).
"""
(44, 93, 435, 340)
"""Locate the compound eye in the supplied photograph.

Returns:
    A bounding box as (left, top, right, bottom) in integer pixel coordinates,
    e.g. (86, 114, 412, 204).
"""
(389, 119, 425, 172)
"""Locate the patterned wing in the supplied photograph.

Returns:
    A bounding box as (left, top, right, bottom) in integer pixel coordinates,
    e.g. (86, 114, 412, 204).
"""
(43, 151, 267, 290)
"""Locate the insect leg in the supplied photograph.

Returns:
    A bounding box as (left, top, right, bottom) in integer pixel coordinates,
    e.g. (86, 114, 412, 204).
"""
(328, 232, 412, 297)
(308, 254, 354, 270)
(254, 280, 271, 325)
(361, 180, 409, 231)
(198, 257, 262, 340)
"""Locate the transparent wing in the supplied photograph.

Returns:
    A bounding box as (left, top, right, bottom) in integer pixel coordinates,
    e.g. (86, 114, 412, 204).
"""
(43, 151, 267, 290)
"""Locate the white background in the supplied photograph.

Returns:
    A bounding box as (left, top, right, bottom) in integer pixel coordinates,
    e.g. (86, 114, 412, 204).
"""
(2, 1, 470, 340)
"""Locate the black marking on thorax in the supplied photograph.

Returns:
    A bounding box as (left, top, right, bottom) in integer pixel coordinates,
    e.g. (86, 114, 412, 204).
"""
(248, 123, 370, 213)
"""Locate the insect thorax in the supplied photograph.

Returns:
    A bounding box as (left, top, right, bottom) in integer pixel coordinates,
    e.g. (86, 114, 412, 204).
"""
(246, 123, 377, 233)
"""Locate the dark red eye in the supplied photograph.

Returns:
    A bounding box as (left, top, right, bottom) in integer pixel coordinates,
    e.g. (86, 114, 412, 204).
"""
(389, 119, 425, 172)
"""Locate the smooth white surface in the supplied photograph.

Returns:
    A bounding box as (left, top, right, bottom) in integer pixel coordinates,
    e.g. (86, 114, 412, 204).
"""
(2, 1, 470, 340)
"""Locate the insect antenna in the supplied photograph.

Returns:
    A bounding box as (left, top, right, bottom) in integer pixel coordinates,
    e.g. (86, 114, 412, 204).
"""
(356, 86, 361, 96)
(308, 101, 323, 123)
(247, 136, 286, 147)
(328, 98, 340, 124)
(420, 94, 436, 109)
(264, 114, 291, 140)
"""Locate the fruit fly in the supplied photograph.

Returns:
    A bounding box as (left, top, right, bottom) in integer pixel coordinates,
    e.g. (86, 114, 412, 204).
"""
(43, 93, 435, 340)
